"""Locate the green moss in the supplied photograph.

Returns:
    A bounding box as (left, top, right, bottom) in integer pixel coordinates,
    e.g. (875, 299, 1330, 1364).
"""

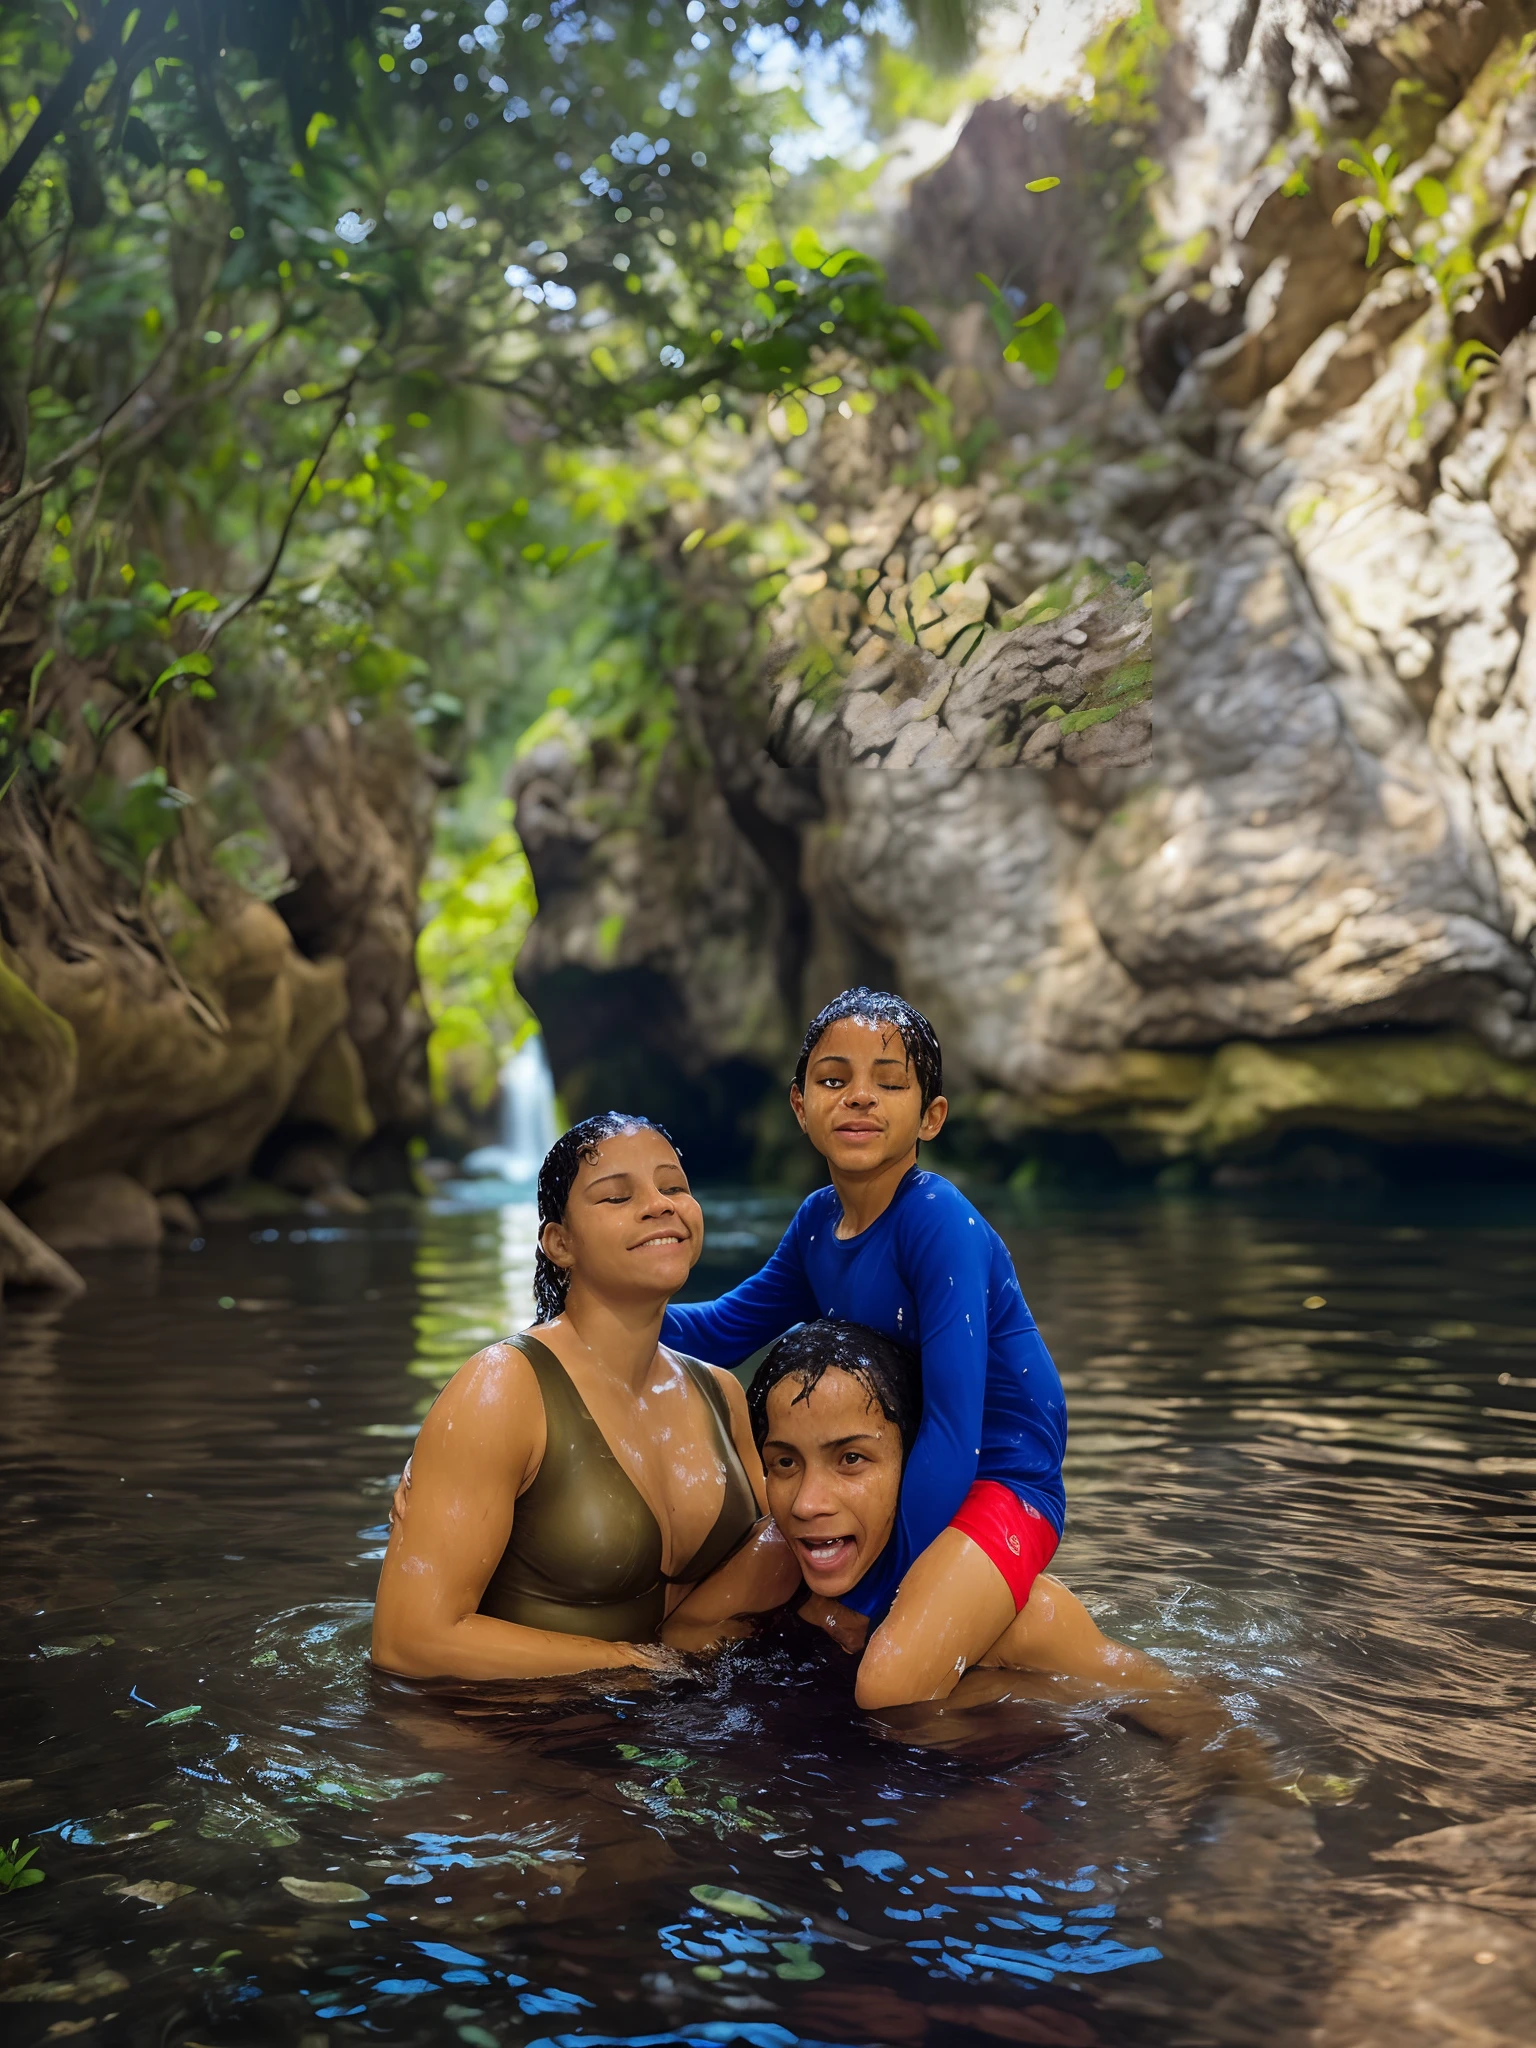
(1037, 1031, 1536, 1162)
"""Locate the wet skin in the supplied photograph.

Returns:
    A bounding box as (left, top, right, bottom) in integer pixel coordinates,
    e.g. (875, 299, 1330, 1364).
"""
(761, 1366, 1182, 1707)
(783, 1018, 1071, 1707)
(371, 1128, 795, 1682)
(789, 1015, 949, 1239)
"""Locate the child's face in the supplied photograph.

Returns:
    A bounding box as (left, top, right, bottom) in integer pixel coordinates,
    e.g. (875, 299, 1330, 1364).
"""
(789, 1016, 947, 1173)
(760, 1367, 904, 1597)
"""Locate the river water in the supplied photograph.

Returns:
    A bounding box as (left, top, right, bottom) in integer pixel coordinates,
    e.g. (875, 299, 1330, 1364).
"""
(3, 1185, 1535, 2046)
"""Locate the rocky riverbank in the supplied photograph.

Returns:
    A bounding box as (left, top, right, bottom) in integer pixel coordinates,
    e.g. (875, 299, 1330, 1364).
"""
(512, 0, 1536, 1178)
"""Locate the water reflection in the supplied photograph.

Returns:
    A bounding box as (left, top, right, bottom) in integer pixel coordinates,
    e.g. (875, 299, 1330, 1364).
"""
(2, 1188, 1535, 2045)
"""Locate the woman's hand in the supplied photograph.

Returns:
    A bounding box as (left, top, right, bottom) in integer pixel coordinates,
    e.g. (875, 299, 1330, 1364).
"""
(797, 1593, 870, 1657)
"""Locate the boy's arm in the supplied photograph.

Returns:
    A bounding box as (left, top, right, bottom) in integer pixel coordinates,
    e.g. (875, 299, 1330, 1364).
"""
(661, 1210, 820, 1366)
(839, 1192, 996, 1619)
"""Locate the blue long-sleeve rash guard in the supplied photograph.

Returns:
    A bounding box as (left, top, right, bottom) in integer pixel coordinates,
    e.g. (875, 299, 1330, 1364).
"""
(661, 1167, 1067, 1620)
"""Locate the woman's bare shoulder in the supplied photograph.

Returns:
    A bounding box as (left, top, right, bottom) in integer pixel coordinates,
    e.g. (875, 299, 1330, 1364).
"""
(419, 1339, 542, 1443)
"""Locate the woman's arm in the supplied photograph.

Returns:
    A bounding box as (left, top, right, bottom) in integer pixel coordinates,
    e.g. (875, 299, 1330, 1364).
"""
(660, 1209, 821, 1366)
(371, 1344, 674, 1681)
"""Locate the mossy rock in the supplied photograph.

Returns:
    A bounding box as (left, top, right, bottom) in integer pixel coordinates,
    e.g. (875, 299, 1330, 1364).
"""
(1037, 1031, 1536, 1162)
(0, 947, 77, 1196)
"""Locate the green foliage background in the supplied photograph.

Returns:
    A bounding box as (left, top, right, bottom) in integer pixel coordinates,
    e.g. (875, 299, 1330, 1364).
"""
(0, 0, 992, 1113)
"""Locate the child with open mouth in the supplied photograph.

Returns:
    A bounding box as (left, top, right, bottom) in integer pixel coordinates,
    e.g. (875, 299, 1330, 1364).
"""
(662, 987, 1071, 1709)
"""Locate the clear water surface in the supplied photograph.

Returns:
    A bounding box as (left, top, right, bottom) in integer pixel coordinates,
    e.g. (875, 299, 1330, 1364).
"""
(3, 1184, 1535, 2046)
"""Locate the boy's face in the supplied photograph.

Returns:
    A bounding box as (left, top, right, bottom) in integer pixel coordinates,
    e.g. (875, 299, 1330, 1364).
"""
(760, 1367, 904, 1597)
(789, 1016, 947, 1173)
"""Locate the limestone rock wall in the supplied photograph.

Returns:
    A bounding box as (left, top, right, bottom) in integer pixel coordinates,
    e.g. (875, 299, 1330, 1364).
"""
(0, 578, 432, 1221)
(513, 0, 1536, 1170)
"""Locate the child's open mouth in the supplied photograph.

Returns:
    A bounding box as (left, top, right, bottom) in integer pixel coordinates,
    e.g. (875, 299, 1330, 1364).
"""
(795, 1534, 859, 1578)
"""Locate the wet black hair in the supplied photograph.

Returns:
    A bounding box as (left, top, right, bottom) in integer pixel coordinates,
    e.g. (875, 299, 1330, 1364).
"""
(533, 1111, 682, 1324)
(792, 986, 943, 1112)
(747, 1319, 922, 1460)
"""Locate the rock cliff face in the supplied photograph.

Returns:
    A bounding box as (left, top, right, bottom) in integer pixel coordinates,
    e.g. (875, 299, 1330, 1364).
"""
(0, 535, 433, 1238)
(513, 0, 1536, 1173)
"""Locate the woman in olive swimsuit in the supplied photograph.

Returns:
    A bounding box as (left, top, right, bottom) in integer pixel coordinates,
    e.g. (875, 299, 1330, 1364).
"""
(371, 1113, 797, 1681)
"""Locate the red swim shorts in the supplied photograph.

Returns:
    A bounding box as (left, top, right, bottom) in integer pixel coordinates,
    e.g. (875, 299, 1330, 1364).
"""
(949, 1480, 1059, 1610)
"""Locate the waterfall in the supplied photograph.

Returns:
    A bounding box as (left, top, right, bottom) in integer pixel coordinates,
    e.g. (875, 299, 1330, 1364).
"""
(458, 1035, 558, 1187)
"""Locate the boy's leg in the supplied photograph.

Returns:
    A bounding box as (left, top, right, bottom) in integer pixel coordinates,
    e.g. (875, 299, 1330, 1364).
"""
(853, 1526, 1017, 1708)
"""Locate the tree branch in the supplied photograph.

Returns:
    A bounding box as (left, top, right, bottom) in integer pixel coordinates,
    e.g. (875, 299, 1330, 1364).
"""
(0, 0, 154, 224)
(201, 377, 358, 650)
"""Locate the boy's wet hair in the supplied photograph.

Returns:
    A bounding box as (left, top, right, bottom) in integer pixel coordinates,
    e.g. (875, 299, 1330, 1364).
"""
(792, 986, 943, 1111)
(533, 1111, 681, 1323)
(747, 1319, 922, 1458)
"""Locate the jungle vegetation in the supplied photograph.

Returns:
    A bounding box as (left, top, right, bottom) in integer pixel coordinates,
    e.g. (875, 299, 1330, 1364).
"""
(0, 0, 983, 1111)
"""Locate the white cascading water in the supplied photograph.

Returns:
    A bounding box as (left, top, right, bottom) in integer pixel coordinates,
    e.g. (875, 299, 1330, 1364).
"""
(460, 1035, 558, 1185)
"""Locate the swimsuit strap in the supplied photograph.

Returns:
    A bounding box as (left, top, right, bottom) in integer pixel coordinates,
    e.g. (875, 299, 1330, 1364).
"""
(511, 1333, 759, 1586)
(661, 1352, 763, 1585)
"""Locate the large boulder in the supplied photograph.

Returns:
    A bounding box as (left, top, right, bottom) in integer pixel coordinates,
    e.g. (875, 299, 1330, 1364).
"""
(0, 1203, 85, 1293)
(511, 0, 1536, 1173)
(17, 1172, 163, 1252)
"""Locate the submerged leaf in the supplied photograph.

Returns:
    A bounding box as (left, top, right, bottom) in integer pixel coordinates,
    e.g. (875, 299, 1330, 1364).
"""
(106, 1878, 195, 1906)
(279, 1876, 370, 1904)
(690, 1883, 779, 1921)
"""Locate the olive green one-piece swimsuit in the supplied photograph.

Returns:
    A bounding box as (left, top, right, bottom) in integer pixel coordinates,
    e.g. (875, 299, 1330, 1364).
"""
(478, 1332, 762, 1642)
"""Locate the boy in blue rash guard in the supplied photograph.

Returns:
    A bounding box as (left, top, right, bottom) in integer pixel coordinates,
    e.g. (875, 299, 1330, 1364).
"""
(662, 987, 1068, 1710)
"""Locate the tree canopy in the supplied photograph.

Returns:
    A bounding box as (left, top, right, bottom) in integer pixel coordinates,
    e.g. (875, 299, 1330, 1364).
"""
(0, 0, 973, 1111)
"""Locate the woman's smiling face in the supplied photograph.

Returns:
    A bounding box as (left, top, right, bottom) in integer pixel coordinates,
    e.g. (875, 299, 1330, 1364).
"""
(540, 1127, 703, 1310)
(760, 1366, 903, 1598)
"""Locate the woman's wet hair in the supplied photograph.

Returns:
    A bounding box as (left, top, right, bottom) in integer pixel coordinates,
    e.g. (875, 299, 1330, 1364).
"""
(533, 1111, 681, 1323)
(792, 986, 943, 1111)
(747, 1319, 922, 1458)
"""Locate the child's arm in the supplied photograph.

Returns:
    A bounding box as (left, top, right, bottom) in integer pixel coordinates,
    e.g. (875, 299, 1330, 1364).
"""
(661, 1207, 820, 1365)
(838, 1189, 997, 1619)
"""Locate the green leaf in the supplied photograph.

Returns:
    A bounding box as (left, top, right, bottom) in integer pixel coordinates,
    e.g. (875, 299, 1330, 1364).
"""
(1005, 300, 1065, 383)
(781, 397, 808, 436)
(893, 305, 939, 348)
(1365, 218, 1383, 266)
(690, 1884, 779, 1921)
(1104, 364, 1126, 390)
(148, 1704, 203, 1726)
(279, 1876, 370, 1904)
(1413, 175, 1447, 217)
(149, 652, 214, 699)
(790, 226, 826, 267)
(819, 248, 877, 278)
(1024, 175, 1061, 192)
(1338, 156, 1368, 178)
(169, 588, 220, 617)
